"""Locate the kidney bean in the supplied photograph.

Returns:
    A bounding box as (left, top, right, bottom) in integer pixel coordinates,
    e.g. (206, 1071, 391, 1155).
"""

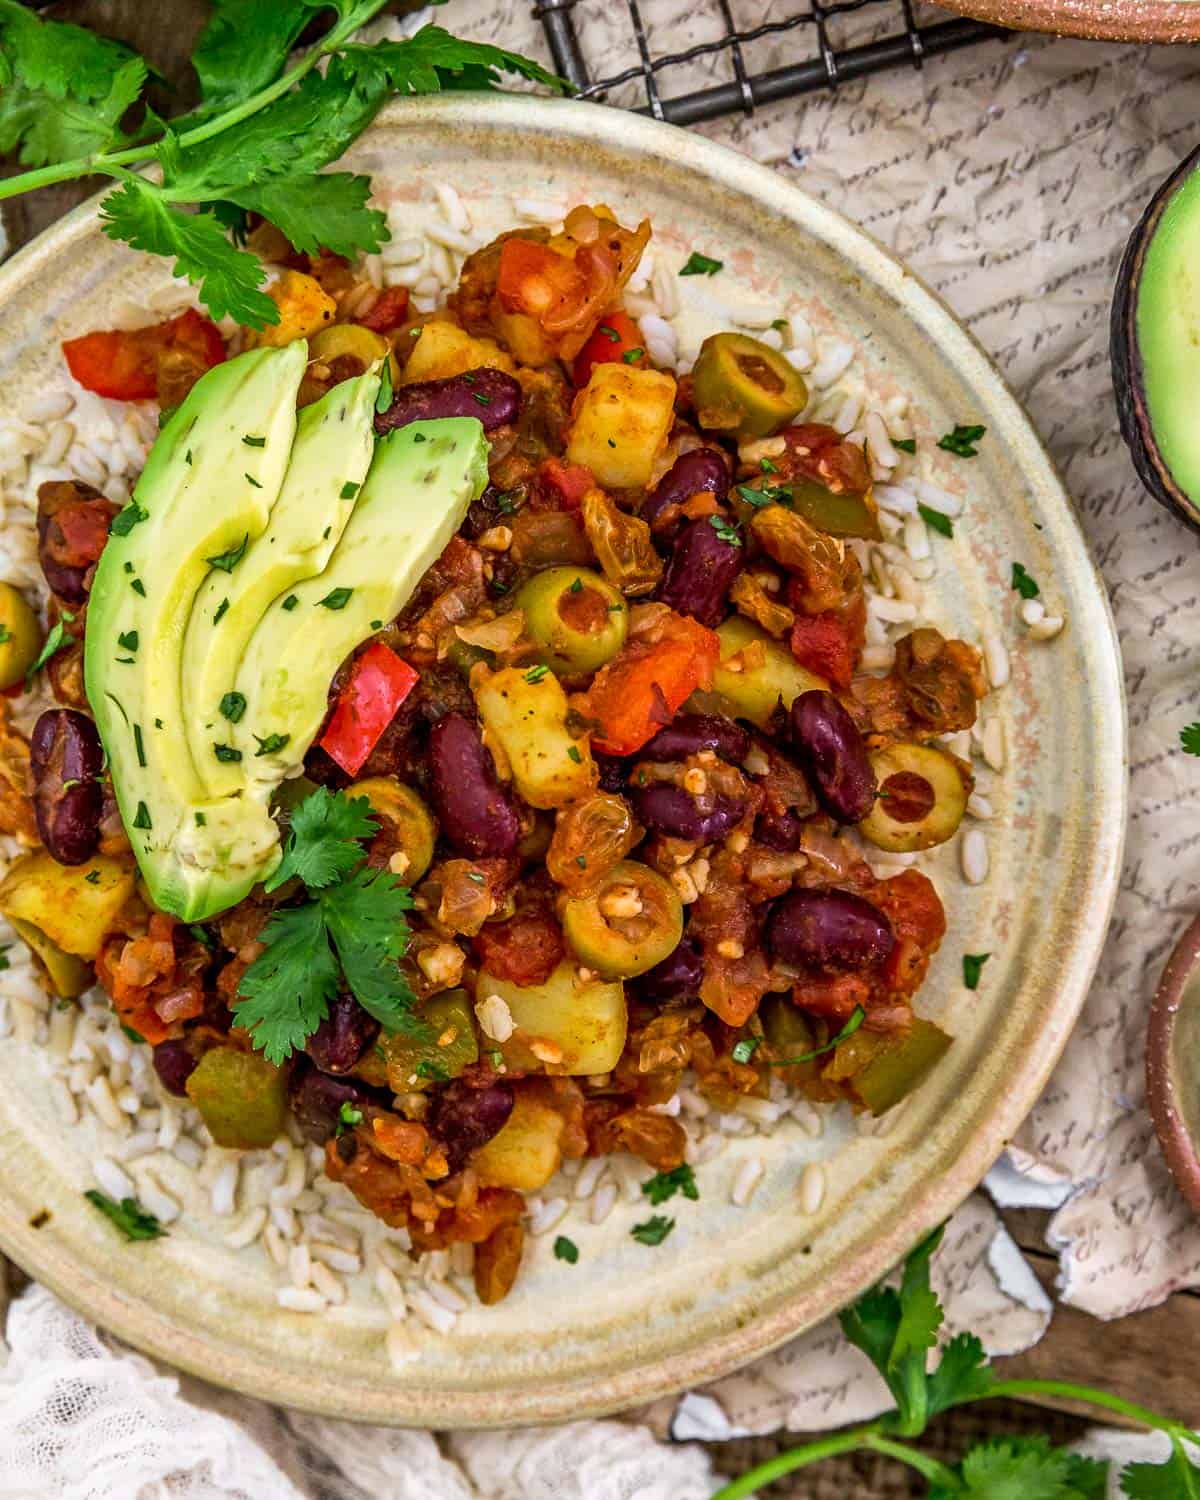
(152, 1039, 197, 1097)
(642, 712, 750, 766)
(631, 783, 744, 843)
(428, 1078, 514, 1173)
(304, 993, 380, 1075)
(766, 889, 894, 972)
(428, 712, 521, 858)
(655, 517, 744, 628)
(30, 708, 103, 865)
(788, 690, 876, 824)
(36, 481, 120, 604)
(595, 753, 629, 792)
(288, 1061, 379, 1145)
(755, 806, 804, 851)
(374, 367, 521, 435)
(641, 449, 730, 539)
(634, 933, 703, 1003)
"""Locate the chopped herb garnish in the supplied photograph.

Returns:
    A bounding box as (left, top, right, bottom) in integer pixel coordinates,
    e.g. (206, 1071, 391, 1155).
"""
(154, 718, 163, 729)
(963, 953, 991, 990)
(679, 251, 723, 277)
(631, 1215, 675, 1245)
(0, 946, 9, 972)
(524, 664, 549, 684)
(132, 801, 152, 830)
(918, 503, 954, 539)
(213, 597, 229, 625)
(642, 1164, 699, 1206)
(322, 525, 331, 540)
(735, 483, 777, 509)
(1011, 562, 1040, 600)
(244, 472, 262, 488)
(472, 392, 491, 409)
(205, 534, 249, 573)
(282, 595, 299, 611)
(607, 437, 616, 448)
(318, 588, 353, 610)
(567, 745, 583, 764)
(85, 1189, 165, 1242)
(85, 870, 101, 885)
(26, 609, 76, 684)
(123, 562, 134, 574)
(893, 438, 917, 454)
(219, 692, 247, 723)
(710, 515, 742, 547)
(120, 1021, 144, 1041)
(554, 1235, 579, 1264)
(340, 481, 360, 499)
(760, 456, 779, 474)
(242, 434, 266, 447)
(0, 627, 10, 646)
(622, 347, 644, 363)
(370, 620, 383, 630)
(731, 1036, 761, 1064)
(767, 1006, 866, 1066)
(495, 491, 521, 514)
(488, 1049, 504, 1069)
(771, 317, 788, 331)
(569, 576, 583, 593)
(131, 578, 146, 596)
(117, 630, 139, 652)
(189, 925, 213, 947)
(213, 743, 243, 763)
(466, 870, 486, 884)
(109, 500, 149, 536)
(576, 855, 587, 868)
(375, 360, 394, 414)
(415, 1058, 449, 1081)
(937, 423, 986, 458)
(598, 324, 620, 342)
(194, 811, 207, 826)
(412, 431, 427, 443)
(185, 450, 193, 466)
(133, 723, 146, 767)
(1181, 724, 1200, 756)
(335, 1101, 363, 1137)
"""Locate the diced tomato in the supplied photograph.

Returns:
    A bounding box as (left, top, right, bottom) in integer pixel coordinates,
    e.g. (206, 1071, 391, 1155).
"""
(496, 238, 587, 328)
(574, 611, 720, 756)
(870, 870, 946, 996)
(53, 501, 117, 570)
(62, 308, 225, 402)
(535, 456, 594, 511)
(789, 608, 861, 691)
(358, 286, 410, 333)
(474, 909, 565, 988)
(790, 972, 871, 1026)
(319, 642, 419, 777)
(571, 310, 644, 387)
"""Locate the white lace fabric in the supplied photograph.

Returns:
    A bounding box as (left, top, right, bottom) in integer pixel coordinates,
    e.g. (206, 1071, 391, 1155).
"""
(0, 1284, 717, 1500)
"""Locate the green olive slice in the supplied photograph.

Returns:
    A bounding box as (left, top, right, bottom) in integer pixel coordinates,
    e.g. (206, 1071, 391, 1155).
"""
(0, 583, 42, 690)
(691, 332, 808, 440)
(515, 565, 629, 679)
(563, 858, 683, 979)
(352, 777, 437, 883)
(859, 743, 970, 853)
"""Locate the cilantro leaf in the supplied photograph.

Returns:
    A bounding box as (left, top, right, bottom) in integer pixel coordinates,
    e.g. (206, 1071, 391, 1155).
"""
(679, 251, 723, 276)
(265, 785, 377, 893)
(631, 1215, 674, 1245)
(1121, 1441, 1200, 1498)
(227, 172, 385, 260)
(918, 503, 954, 538)
(338, 26, 569, 98)
(1180, 723, 1200, 757)
(321, 867, 422, 1035)
(962, 953, 991, 990)
(1011, 562, 1040, 600)
(928, 1437, 1106, 1500)
(642, 1164, 699, 1206)
(938, 423, 986, 458)
(554, 1235, 579, 1264)
(85, 1188, 166, 1242)
(233, 902, 340, 1065)
(99, 179, 277, 328)
(925, 1331, 993, 1416)
(26, 610, 75, 685)
(190, 0, 316, 116)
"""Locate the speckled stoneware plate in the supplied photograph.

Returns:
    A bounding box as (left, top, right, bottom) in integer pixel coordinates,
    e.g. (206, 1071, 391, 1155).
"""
(1147, 917, 1200, 1213)
(940, 0, 1200, 41)
(0, 94, 1125, 1427)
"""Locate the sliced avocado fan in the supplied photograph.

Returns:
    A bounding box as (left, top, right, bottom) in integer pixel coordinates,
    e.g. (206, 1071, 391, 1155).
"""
(184, 363, 382, 799)
(85, 344, 306, 922)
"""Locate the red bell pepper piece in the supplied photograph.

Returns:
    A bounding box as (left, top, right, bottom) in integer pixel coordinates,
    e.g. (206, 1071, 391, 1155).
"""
(571, 309, 645, 387)
(357, 286, 410, 333)
(536, 456, 594, 511)
(62, 308, 225, 401)
(319, 642, 419, 777)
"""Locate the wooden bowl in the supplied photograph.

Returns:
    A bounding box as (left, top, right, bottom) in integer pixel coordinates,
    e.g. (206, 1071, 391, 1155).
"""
(1148, 916, 1200, 1211)
(942, 0, 1200, 41)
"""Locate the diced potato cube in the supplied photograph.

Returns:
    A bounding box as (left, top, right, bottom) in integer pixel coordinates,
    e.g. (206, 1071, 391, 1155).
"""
(478, 959, 627, 1076)
(401, 321, 515, 384)
(0, 851, 136, 960)
(474, 1086, 565, 1191)
(472, 666, 596, 809)
(566, 363, 677, 489)
(253, 271, 337, 347)
(489, 306, 557, 367)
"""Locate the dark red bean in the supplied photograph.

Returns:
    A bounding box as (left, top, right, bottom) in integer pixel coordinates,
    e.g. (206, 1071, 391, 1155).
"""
(631, 783, 744, 843)
(635, 934, 703, 1003)
(36, 481, 119, 604)
(428, 712, 521, 858)
(788, 690, 876, 824)
(656, 517, 744, 628)
(428, 1078, 514, 1173)
(304, 994, 380, 1075)
(288, 1062, 379, 1145)
(595, 753, 628, 792)
(641, 712, 750, 766)
(641, 449, 730, 539)
(766, 889, 894, 972)
(755, 806, 804, 851)
(30, 708, 103, 865)
(152, 1039, 197, 1097)
(374, 367, 521, 434)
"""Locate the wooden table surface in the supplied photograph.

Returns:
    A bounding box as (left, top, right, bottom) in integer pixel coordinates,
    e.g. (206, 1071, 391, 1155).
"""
(5, 3, 1195, 1489)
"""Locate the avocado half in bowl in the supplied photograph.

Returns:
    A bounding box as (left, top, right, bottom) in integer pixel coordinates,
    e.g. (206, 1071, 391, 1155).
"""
(1112, 142, 1200, 532)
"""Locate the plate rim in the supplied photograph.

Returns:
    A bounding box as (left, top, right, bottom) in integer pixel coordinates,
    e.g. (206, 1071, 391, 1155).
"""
(0, 91, 1128, 1427)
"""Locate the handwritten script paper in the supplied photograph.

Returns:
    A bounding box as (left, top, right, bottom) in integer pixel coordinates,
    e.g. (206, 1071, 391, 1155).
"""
(443, 0, 1200, 1434)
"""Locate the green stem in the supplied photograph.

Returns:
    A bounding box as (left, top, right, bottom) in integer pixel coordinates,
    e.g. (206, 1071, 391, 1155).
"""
(866, 1433, 960, 1487)
(708, 1426, 879, 1500)
(982, 1379, 1198, 1443)
(0, 0, 394, 204)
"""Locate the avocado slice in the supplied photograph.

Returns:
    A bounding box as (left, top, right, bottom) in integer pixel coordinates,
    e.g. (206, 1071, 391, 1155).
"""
(183, 365, 382, 799)
(85, 343, 306, 920)
(232, 417, 489, 787)
(1113, 143, 1200, 530)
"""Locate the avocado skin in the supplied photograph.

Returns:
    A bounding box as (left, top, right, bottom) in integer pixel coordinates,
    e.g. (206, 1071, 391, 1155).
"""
(1111, 141, 1200, 534)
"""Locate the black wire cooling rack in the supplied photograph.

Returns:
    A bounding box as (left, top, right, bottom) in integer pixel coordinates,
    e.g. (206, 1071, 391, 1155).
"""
(535, 0, 1007, 125)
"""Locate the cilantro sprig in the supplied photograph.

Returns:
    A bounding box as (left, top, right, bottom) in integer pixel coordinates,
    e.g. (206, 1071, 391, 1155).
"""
(85, 1188, 165, 1242)
(233, 786, 421, 1064)
(713, 1226, 1200, 1499)
(0, 4, 567, 327)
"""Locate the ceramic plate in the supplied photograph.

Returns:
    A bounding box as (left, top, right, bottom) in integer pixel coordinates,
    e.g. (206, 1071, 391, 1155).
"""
(0, 94, 1125, 1426)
